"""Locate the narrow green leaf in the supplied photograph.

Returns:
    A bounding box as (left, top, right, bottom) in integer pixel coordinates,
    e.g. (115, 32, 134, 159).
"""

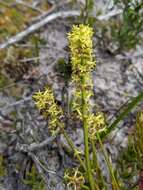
(99, 91, 143, 139)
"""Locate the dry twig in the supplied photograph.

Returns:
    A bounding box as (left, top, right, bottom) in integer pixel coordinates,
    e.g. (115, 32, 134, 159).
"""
(0, 11, 80, 49)
(29, 152, 53, 189)
(16, 136, 55, 152)
(97, 9, 122, 21)
(116, 51, 143, 60)
(0, 9, 122, 49)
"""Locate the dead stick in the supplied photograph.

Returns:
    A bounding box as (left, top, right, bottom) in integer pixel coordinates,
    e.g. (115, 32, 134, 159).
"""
(0, 9, 122, 49)
(0, 11, 80, 49)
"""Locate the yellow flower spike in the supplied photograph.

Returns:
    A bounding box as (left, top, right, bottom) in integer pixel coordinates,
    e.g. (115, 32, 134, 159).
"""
(68, 24, 95, 119)
(88, 113, 106, 140)
(33, 87, 63, 136)
(68, 25, 97, 190)
(68, 24, 95, 83)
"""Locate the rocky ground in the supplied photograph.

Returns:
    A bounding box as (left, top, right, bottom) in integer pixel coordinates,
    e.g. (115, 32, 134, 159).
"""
(0, 0, 143, 190)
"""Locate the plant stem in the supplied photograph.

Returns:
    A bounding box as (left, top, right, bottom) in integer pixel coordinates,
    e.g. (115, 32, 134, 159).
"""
(91, 140, 108, 190)
(84, 0, 93, 24)
(84, 0, 89, 24)
(96, 132, 119, 190)
(81, 85, 95, 190)
(61, 128, 86, 170)
(83, 119, 95, 190)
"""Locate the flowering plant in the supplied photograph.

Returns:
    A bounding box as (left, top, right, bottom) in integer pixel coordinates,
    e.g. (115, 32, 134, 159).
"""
(33, 24, 143, 190)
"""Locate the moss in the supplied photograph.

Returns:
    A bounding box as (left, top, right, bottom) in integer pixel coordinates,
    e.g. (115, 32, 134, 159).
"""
(0, 73, 8, 88)
(0, 154, 7, 177)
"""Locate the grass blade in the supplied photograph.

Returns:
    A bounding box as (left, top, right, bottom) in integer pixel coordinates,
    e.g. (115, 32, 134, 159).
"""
(99, 90, 143, 139)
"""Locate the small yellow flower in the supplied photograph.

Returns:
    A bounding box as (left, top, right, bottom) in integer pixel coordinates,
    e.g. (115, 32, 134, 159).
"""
(33, 87, 63, 136)
(74, 148, 83, 158)
(88, 112, 106, 140)
(64, 168, 85, 189)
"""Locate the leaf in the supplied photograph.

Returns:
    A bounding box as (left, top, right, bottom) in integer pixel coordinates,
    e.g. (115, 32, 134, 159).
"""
(99, 90, 143, 139)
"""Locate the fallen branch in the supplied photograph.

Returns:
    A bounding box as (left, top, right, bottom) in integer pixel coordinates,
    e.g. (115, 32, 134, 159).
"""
(0, 9, 122, 49)
(97, 9, 122, 21)
(29, 152, 54, 189)
(19, 56, 40, 63)
(16, 139, 64, 179)
(0, 11, 80, 49)
(29, 152, 58, 176)
(16, 136, 55, 152)
(30, 0, 74, 22)
(116, 50, 143, 60)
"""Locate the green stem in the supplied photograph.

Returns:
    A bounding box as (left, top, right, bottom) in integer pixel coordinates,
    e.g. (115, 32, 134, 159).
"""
(91, 140, 108, 190)
(83, 119, 95, 190)
(62, 129, 86, 170)
(84, 0, 93, 24)
(84, 0, 89, 24)
(96, 132, 120, 190)
(81, 85, 95, 190)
